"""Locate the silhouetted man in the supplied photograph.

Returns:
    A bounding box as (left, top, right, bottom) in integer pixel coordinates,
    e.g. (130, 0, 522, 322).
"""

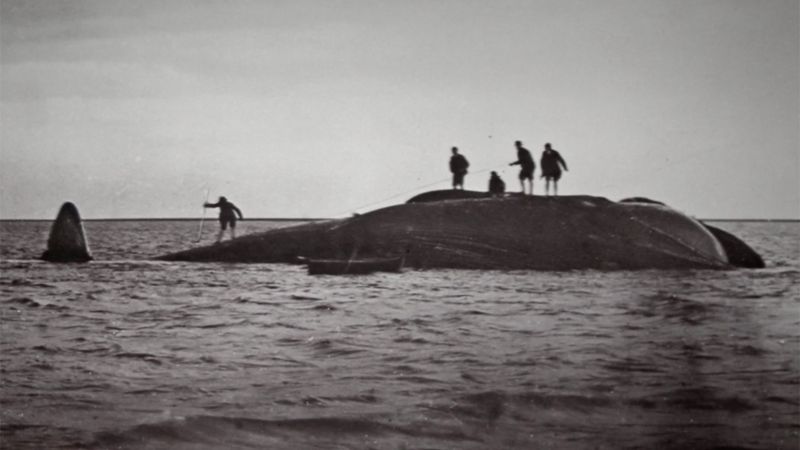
(204, 196, 244, 243)
(488, 171, 505, 196)
(509, 140, 535, 195)
(449, 147, 470, 190)
(540, 143, 568, 196)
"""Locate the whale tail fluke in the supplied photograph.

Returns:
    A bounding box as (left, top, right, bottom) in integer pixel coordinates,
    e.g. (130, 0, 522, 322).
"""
(41, 202, 92, 263)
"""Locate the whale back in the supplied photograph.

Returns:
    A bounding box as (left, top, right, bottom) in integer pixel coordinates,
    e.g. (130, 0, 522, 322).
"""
(42, 202, 92, 262)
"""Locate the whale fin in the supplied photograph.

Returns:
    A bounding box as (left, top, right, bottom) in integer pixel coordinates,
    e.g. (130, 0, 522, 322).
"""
(702, 223, 765, 268)
(41, 202, 92, 263)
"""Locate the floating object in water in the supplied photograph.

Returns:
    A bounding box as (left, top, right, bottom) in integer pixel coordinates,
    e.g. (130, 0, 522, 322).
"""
(159, 190, 764, 271)
(41, 202, 92, 263)
(304, 256, 404, 275)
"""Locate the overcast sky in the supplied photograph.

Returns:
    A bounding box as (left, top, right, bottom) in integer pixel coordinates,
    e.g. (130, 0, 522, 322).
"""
(1, 0, 798, 219)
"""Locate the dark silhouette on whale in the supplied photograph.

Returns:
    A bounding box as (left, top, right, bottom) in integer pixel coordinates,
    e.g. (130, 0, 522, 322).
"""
(41, 202, 92, 263)
(158, 190, 764, 270)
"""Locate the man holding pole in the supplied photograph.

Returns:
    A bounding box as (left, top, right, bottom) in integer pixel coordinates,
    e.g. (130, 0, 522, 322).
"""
(203, 196, 244, 243)
(509, 140, 536, 195)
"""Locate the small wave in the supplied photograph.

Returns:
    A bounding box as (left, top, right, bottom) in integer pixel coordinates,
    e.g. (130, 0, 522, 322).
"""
(320, 347, 363, 357)
(291, 293, 324, 301)
(763, 395, 800, 406)
(319, 393, 379, 404)
(300, 396, 326, 407)
(233, 296, 281, 305)
(239, 355, 317, 369)
(503, 358, 539, 367)
(275, 337, 304, 346)
(424, 391, 506, 426)
(128, 309, 167, 318)
(1, 279, 54, 288)
(537, 308, 568, 316)
(518, 391, 613, 410)
(272, 322, 312, 331)
(125, 387, 174, 395)
(30, 362, 56, 371)
(31, 344, 62, 354)
(307, 304, 337, 311)
(75, 345, 114, 355)
(309, 338, 332, 348)
(752, 267, 800, 278)
(601, 358, 663, 374)
(87, 414, 477, 448)
(5, 297, 41, 308)
(439, 389, 623, 422)
(460, 372, 484, 383)
(42, 303, 70, 312)
(573, 330, 614, 338)
(198, 282, 228, 287)
(308, 338, 363, 356)
(196, 319, 249, 329)
(395, 375, 445, 384)
(114, 352, 163, 365)
(0, 423, 47, 434)
(390, 317, 431, 326)
(383, 364, 424, 375)
(734, 344, 769, 356)
(650, 292, 717, 311)
(463, 309, 492, 315)
(244, 299, 283, 306)
(637, 387, 757, 413)
(393, 336, 430, 344)
(460, 391, 506, 419)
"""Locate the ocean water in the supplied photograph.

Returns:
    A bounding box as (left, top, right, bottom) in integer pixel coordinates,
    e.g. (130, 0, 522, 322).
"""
(0, 219, 798, 449)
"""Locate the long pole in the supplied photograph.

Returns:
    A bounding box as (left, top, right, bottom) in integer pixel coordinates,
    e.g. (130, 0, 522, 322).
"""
(196, 188, 210, 242)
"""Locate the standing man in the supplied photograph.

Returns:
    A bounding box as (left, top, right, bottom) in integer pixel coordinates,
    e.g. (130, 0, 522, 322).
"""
(203, 196, 244, 243)
(509, 140, 535, 195)
(449, 147, 470, 190)
(540, 143, 568, 196)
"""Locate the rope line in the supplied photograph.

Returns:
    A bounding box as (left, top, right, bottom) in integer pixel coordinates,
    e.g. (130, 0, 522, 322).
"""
(327, 165, 509, 217)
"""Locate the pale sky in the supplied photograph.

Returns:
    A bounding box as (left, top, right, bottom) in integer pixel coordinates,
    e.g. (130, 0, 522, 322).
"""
(1, 0, 798, 219)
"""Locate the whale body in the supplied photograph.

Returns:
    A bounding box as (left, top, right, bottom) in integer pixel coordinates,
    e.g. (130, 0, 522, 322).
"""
(41, 202, 92, 263)
(158, 191, 763, 270)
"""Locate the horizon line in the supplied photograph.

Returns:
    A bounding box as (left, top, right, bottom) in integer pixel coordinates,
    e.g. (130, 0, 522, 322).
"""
(0, 217, 798, 223)
(0, 217, 333, 222)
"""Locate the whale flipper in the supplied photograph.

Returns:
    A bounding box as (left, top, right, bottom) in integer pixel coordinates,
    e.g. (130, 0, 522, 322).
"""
(702, 223, 765, 268)
(41, 202, 92, 263)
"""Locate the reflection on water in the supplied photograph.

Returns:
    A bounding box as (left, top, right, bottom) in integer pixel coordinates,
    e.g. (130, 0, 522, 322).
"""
(0, 220, 798, 449)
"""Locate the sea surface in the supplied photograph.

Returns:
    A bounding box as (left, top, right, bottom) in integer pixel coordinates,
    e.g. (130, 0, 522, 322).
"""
(0, 219, 798, 449)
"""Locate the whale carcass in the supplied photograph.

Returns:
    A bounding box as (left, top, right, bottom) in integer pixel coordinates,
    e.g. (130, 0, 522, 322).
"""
(158, 191, 763, 270)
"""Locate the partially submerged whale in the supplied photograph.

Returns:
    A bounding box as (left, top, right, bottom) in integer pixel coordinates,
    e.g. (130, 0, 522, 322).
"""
(159, 191, 764, 270)
(41, 202, 93, 263)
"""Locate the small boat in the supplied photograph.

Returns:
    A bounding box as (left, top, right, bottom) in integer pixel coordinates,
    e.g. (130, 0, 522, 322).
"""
(304, 256, 404, 275)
